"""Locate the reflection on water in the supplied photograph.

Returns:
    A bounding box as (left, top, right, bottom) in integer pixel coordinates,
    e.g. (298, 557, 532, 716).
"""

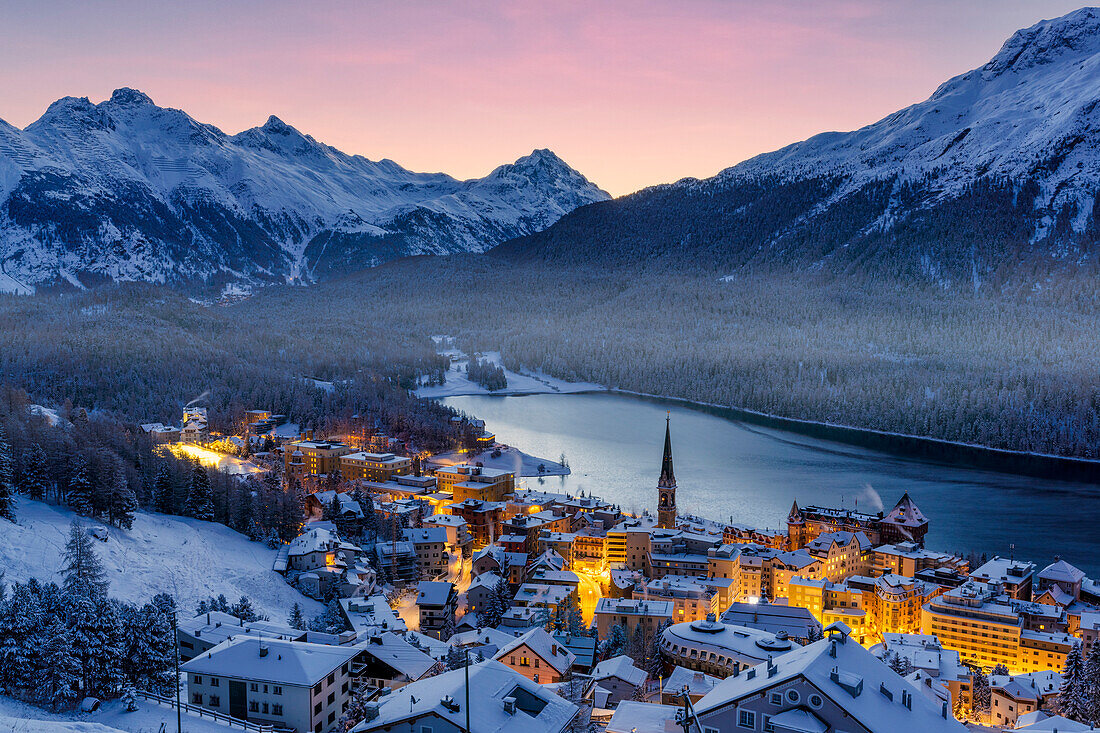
(442, 392, 1100, 576)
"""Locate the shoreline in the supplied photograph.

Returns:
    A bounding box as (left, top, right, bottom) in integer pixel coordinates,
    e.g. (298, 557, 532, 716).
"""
(438, 384, 1100, 484)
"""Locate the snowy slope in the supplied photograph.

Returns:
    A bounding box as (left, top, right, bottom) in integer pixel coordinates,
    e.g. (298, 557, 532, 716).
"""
(500, 8, 1100, 285)
(0, 91, 609, 288)
(1, 497, 322, 621)
(0, 695, 232, 733)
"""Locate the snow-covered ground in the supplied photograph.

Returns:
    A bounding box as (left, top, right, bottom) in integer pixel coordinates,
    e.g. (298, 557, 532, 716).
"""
(428, 445, 569, 478)
(0, 271, 33, 295)
(1, 497, 322, 621)
(0, 694, 230, 733)
(416, 346, 603, 398)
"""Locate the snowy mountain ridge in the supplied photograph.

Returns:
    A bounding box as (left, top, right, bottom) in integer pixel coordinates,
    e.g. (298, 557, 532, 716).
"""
(500, 8, 1100, 287)
(0, 90, 609, 290)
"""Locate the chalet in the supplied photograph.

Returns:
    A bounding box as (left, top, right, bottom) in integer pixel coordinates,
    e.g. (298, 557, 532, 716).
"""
(493, 627, 577, 684)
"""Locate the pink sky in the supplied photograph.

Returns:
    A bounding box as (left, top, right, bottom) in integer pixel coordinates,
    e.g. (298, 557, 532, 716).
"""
(0, 0, 1087, 195)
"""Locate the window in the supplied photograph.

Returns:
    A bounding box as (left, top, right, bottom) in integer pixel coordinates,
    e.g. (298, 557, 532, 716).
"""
(263, 684, 268, 693)
(328, 712, 336, 724)
(210, 677, 220, 687)
(192, 693, 203, 704)
(342, 682, 349, 693)
(192, 675, 203, 685)
(250, 683, 259, 692)
(785, 690, 799, 704)
(314, 703, 322, 715)
(209, 695, 220, 707)
(327, 672, 336, 685)
(273, 686, 282, 696)
(769, 692, 781, 705)
(343, 663, 350, 674)
(272, 704, 283, 716)
(328, 692, 335, 705)
(313, 683, 322, 696)
(738, 710, 755, 728)
(249, 701, 260, 713)
(809, 694, 823, 709)
(704, 727, 719, 733)
(422, 727, 434, 733)
(763, 717, 774, 733)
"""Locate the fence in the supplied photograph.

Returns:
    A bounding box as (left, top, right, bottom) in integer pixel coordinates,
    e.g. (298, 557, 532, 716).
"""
(135, 689, 275, 732)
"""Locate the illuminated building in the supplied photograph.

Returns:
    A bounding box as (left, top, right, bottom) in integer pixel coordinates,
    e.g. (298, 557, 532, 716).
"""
(284, 439, 353, 480)
(339, 451, 412, 482)
(871, 542, 969, 579)
(787, 492, 929, 549)
(636, 575, 720, 622)
(434, 463, 515, 503)
(658, 615, 798, 677)
(969, 557, 1036, 600)
(416, 581, 457, 641)
(493, 628, 577, 685)
(880, 633, 973, 715)
(594, 597, 673, 638)
(920, 581, 1074, 673)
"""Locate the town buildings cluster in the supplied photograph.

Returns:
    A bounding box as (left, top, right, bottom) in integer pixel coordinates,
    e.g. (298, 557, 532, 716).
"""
(146, 409, 1099, 733)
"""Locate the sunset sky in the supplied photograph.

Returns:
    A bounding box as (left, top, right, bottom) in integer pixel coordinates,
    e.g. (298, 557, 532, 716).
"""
(1, 0, 1087, 195)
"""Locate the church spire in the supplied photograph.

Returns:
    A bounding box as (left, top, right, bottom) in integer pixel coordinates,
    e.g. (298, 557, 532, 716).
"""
(659, 412, 676, 488)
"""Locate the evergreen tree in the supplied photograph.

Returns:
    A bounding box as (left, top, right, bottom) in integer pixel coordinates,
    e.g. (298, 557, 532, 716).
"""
(0, 424, 16, 521)
(972, 666, 990, 715)
(0, 582, 44, 695)
(1084, 642, 1100, 727)
(1059, 642, 1088, 722)
(18, 443, 48, 502)
(626, 623, 649, 665)
(289, 602, 305, 629)
(61, 519, 109, 599)
(599, 623, 629, 661)
(67, 454, 93, 516)
(108, 462, 138, 529)
(445, 644, 468, 670)
(311, 600, 349, 634)
(324, 493, 341, 523)
(990, 663, 1010, 677)
(120, 603, 175, 695)
(122, 685, 139, 712)
(886, 651, 914, 676)
(230, 596, 260, 622)
(151, 592, 177, 617)
(153, 465, 174, 514)
(68, 595, 125, 698)
(187, 465, 214, 521)
(647, 620, 671, 679)
(37, 621, 81, 711)
(279, 482, 306, 541)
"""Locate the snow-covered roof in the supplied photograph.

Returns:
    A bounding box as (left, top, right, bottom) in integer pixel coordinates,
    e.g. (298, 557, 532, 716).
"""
(664, 666, 720, 697)
(606, 701, 680, 733)
(592, 655, 646, 688)
(695, 625, 965, 732)
(417, 581, 455, 607)
(182, 636, 359, 687)
(451, 627, 515, 650)
(881, 492, 927, 528)
(1039, 559, 1086, 585)
(595, 598, 673, 618)
(721, 602, 820, 640)
(404, 526, 449, 544)
(469, 572, 505, 592)
(288, 526, 360, 556)
(1015, 713, 1094, 731)
(355, 632, 437, 680)
(662, 618, 797, 667)
(341, 595, 406, 635)
(350, 660, 578, 733)
(495, 627, 577, 675)
(178, 611, 302, 645)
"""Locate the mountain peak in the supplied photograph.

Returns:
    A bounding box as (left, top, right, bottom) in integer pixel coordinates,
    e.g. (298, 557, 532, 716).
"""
(108, 87, 154, 106)
(262, 115, 295, 134)
(983, 6, 1100, 77)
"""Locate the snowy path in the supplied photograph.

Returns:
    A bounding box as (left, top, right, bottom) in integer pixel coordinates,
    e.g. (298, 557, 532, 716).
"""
(416, 348, 603, 398)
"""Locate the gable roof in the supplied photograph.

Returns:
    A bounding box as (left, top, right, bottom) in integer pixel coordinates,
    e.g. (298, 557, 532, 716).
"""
(592, 654, 647, 687)
(695, 625, 965, 733)
(351, 660, 578, 733)
(494, 627, 577, 675)
(356, 632, 437, 680)
(181, 636, 358, 687)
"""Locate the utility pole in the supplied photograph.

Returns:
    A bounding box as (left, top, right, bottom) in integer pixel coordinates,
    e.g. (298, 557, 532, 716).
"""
(172, 610, 182, 733)
(464, 649, 471, 733)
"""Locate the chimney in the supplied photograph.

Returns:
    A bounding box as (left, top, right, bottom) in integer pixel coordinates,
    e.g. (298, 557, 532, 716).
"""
(503, 697, 516, 715)
(259, 643, 269, 658)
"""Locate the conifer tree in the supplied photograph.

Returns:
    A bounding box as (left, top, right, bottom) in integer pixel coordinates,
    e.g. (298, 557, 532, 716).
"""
(37, 620, 81, 711)
(108, 462, 138, 529)
(120, 603, 175, 695)
(187, 465, 214, 521)
(67, 454, 94, 516)
(289, 602, 305, 629)
(972, 666, 990, 715)
(599, 623, 629, 661)
(990, 663, 1010, 677)
(1059, 642, 1088, 722)
(648, 619, 671, 679)
(1084, 642, 1100, 727)
(231, 596, 260, 622)
(0, 424, 16, 521)
(61, 519, 109, 599)
(68, 595, 125, 698)
(18, 442, 48, 501)
(153, 465, 174, 514)
(0, 582, 43, 694)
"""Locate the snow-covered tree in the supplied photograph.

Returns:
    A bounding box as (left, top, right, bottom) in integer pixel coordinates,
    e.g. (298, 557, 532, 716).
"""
(1084, 641, 1100, 727)
(289, 602, 305, 629)
(108, 461, 138, 529)
(68, 595, 125, 698)
(120, 603, 176, 695)
(187, 465, 214, 521)
(230, 596, 261, 622)
(0, 582, 44, 695)
(445, 645, 468, 670)
(972, 666, 990, 715)
(0, 424, 16, 521)
(886, 651, 914, 676)
(1059, 642, 1088, 722)
(153, 465, 173, 514)
(66, 454, 93, 516)
(599, 623, 629, 661)
(990, 663, 1010, 677)
(647, 619, 671, 679)
(122, 685, 139, 712)
(61, 520, 109, 599)
(37, 620, 81, 711)
(18, 443, 48, 501)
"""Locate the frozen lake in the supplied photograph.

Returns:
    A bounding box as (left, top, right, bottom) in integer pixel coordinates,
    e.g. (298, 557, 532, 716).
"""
(442, 392, 1100, 576)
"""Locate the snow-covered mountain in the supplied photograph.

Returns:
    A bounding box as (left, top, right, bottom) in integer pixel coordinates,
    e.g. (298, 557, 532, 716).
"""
(0, 89, 608, 290)
(500, 8, 1100, 288)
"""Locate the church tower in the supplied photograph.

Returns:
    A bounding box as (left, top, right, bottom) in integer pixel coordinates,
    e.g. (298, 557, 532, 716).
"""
(657, 414, 677, 529)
